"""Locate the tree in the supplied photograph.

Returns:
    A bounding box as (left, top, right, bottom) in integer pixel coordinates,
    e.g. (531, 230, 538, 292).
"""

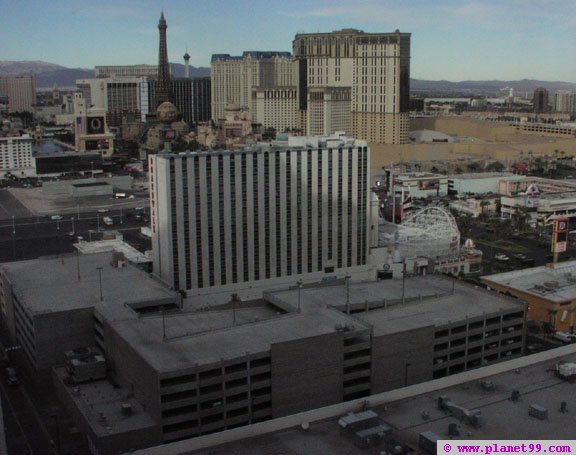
(486, 161, 505, 172)
(467, 161, 482, 172)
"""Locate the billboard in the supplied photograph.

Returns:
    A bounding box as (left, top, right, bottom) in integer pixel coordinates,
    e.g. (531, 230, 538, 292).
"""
(552, 217, 569, 253)
(85, 139, 110, 151)
(87, 116, 105, 134)
(418, 179, 440, 190)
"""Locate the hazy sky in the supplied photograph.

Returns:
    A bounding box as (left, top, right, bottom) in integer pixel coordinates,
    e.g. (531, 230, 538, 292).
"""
(1, 0, 575, 82)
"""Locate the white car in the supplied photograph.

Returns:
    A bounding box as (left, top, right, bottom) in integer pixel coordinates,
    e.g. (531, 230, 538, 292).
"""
(50, 215, 63, 220)
(553, 332, 576, 343)
(494, 253, 509, 261)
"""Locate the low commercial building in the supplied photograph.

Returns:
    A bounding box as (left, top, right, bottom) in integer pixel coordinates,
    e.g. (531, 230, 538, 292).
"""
(482, 260, 576, 333)
(391, 172, 448, 198)
(448, 172, 520, 195)
(500, 191, 576, 223)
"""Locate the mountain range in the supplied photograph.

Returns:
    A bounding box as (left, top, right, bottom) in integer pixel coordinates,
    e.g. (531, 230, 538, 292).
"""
(0, 60, 210, 88)
(2, 60, 576, 95)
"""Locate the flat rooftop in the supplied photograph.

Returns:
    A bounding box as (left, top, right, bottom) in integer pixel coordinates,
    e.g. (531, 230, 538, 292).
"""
(482, 260, 576, 304)
(267, 276, 523, 336)
(0, 252, 175, 314)
(53, 367, 156, 437)
(101, 301, 360, 373)
(75, 239, 151, 264)
(187, 347, 576, 455)
(448, 172, 517, 180)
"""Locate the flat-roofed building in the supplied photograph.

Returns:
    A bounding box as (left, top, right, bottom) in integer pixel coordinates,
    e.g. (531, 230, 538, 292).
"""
(482, 260, 576, 333)
(149, 134, 372, 293)
(50, 273, 525, 453)
(0, 252, 179, 371)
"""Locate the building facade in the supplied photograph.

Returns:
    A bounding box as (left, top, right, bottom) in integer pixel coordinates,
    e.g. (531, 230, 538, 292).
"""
(293, 29, 411, 144)
(0, 75, 36, 112)
(0, 135, 35, 178)
(95, 64, 160, 78)
(149, 136, 370, 291)
(553, 91, 576, 114)
(166, 77, 211, 125)
(533, 87, 550, 114)
(210, 52, 295, 123)
(254, 87, 300, 133)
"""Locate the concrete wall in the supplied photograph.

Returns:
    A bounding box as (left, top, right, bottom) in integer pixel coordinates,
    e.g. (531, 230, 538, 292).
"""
(130, 343, 576, 455)
(34, 307, 95, 370)
(103, 319, 162, 421)
(371, 326, 434, 392)
(53, 371, 162, 455)
(271, 331, 344, 417)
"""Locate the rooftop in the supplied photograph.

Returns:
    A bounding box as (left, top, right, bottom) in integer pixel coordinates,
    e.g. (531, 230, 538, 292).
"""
(0, 252, 176, 314)
(448, 172, 518, 180)
(53, 367, 156, 437)
(74, 239, 151, 265)
(268, 276, 524, 336)
(482, 260, 576, 304)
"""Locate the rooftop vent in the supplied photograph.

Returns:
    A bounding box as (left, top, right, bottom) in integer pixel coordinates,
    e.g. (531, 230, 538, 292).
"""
(543, 281, 559, 290)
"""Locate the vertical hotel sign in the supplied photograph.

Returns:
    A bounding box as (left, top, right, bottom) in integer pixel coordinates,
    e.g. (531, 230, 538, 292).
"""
(149, 156, 156, 234)
(552, 217, 569, 253)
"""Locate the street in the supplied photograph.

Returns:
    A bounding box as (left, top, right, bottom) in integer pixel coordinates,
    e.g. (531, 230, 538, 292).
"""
(0, 208, 150, 263)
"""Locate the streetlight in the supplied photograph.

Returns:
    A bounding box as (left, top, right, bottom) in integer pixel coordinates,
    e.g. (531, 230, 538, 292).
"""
(97, 267, 103, 301)
(71, 217, 75, 234)
(345, 275, 351, 314)
(120, 207, 123, 225)
(12, 215, 15, 235)
(297, 280, 303, 312)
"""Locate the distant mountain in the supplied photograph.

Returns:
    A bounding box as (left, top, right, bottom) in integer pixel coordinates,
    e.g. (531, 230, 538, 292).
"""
(0, 60, 210, 88)
(2, 61, 574, 94)
(410, 78, 576, 96)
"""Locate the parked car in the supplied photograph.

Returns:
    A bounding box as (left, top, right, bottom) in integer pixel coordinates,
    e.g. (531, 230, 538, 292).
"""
(553, 332, 576, 343)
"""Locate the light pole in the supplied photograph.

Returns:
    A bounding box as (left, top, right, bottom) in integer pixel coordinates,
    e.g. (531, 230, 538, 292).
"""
(97, 267, 103, 301)
(97, 214, 100, 232)
(56, 217, 60, 231)
(71, 218, 75, 234)
(120, 207, 123, 225)
(297, 280, 303, 312)
(345, 275, 351, 314)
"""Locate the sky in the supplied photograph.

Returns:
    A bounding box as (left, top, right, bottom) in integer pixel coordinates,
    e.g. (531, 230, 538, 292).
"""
(1, 0, 575, 82)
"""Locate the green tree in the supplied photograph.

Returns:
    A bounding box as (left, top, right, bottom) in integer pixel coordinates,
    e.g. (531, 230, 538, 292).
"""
(467, 161, 482, 172)
(486, 161, 505, 172)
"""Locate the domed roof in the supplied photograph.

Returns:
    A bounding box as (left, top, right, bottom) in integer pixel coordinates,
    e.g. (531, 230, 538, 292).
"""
(157, 101, 178, 123)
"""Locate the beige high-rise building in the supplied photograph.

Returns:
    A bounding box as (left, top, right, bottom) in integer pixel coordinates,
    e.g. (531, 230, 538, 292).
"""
(211, 52, 296, 123)
(254, 87, 300, 132)
(0, 75, 36, 113)
(293, 29, 411, 144)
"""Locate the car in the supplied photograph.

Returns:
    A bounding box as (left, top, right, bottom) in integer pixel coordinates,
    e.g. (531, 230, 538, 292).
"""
(526, 343, 545, 354)
(66, 232, 75, 237)
(5, 367, 19, 386)
(97, 209, 109, 213)
(494, 253, 509, 261)
(50, 215, 63, 220)
(553, 332, 576, 343)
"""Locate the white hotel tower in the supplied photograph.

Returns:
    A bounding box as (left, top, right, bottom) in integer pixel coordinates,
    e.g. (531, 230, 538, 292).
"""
(149, 135, 371, 292)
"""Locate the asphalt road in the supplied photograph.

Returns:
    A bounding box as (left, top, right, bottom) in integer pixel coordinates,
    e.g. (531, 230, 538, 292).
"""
(0, 209, 151, 263)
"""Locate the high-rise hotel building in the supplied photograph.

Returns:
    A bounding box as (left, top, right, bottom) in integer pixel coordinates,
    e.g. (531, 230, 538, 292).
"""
(210, 51, 295, 123)
(293, 29, 411, 144)
(149, 135, 370, 292)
